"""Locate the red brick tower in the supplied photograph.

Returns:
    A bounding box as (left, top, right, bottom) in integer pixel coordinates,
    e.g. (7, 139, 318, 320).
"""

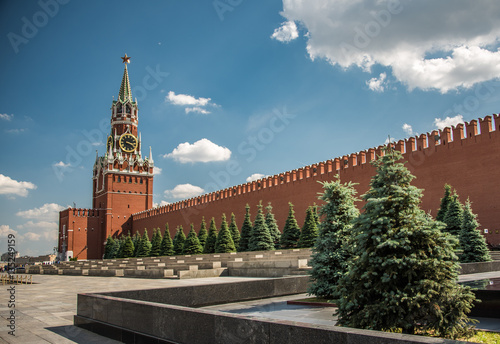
(93, 54, 154, 239)
(58, 55, 154, 260)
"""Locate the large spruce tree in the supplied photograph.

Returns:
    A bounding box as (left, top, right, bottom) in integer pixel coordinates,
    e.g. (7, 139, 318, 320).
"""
(265, 203, 281, 249)
(121, 233, 135, 258)
(249, 202, 274, 251)
(198, 217, 208, 249)
(150, 228, 162, 256)
(443, 191, 463, 238)
(116, 234, 126, 258)
(228, 213, 240, 249)
(238, 204, 252, 252)
(203, 218, 218, 254)
(298, 206, 319, 248)
(280, 202, 301, 249)
(336, 149, 475, 339)
(160, 223, 174, 256)
(183, 224, 203, 254)
(173, 226, 186, 255)
(104, 236, 115, 259)
(136, 229, 152, 257)
(308, 177, 359, 299)
(215, 214, 236, 253)
(436, 184, 453, 222)
(132, 231, 141, 257)
(459, 198, 491, 263)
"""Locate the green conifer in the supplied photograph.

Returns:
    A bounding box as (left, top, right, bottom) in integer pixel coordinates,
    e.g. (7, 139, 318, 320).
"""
(150, 228, 162, 256)
(443, 192, 463, 238)
(436, 184, 453, 222)
(298, 206, 319, 248)
(228, 213, 240, 249)
(238, 204, 252, 252)
(280, 202, 301, 249)
(265, 203, 281, 249)
(132, 231, 141, 257)
(183, 224, 203, 254)
(198, 217, 208, 248)
(121, 233, 135, 258)
(104, 236, 115, 259)
(110, 236, 120, 259)
(459, 198, 491, 263)
(308, 177, 359, 300)
(215, 214, 236, 253)
(136, 229, 152, 257)
(116, 234, 126, 258)
(203, 218, 218, 254)
(248, 202, 274, 251)
(160, 223, 174, 256)
(173, 226, 186, 255)
(336, 149, 475, 339)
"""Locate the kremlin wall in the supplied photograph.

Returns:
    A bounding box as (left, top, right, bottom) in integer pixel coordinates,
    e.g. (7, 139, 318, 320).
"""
(132, 114, 500, 247)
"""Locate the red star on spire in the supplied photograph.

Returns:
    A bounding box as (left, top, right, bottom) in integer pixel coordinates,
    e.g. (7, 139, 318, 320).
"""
(121, 54, 131, 64)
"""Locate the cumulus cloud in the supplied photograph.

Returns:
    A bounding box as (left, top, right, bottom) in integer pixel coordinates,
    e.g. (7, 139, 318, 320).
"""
(185, 107, 211, 115)
(434, 115, 464, 130)
(166, 91, 211, 106)
(153, 166, 162, 175)
(0, 224, 17, 238)
(402, 123, 414, 136)
(276, 1, 500, 92)
(271, 20, 299, 42)
(0, 114, 13, 121)
(16, 203, 65, 221)
(0, 174, 37, 197)
(366, 72, 387, 92)
(164, 184, 204, 200)
(246, 173, 267, 182)
(164, 138, 231, 163)
(53, 161, 71, 168)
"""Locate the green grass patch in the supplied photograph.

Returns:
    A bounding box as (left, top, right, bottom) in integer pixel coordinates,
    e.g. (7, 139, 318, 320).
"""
(460, 331, 500, 343)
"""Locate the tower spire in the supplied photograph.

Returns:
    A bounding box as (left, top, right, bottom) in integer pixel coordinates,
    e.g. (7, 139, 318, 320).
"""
(118, 54, 132, 103)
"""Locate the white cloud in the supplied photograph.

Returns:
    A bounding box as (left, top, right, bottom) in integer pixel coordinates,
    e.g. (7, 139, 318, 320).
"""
(0, 114, 13, 121)
(164, 184, 204, 200)
(434, 115, 464, 130)
(153, 166, 162, 175)
(17, 220, 57, 231)
(23, 232, 42, 241)
(0, 174, 37, 197)
(0, 224, 17, 238)
(271, 20, 299, 42)
(53, 161, 71, 168)
(277, 1, 500, 93)
(366, 72, 387, 92)
(402, 123, 413, 136)
(5, 128, 26, 134)
(185, 107, 211, 115)
(246, 173, 267, 182)
(166, 91, 211, 107)
(16, 203, 65, 221)
(164, 138, 231, 163)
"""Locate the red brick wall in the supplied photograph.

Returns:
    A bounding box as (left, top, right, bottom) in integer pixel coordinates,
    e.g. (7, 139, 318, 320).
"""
(133, 115, 500, 246)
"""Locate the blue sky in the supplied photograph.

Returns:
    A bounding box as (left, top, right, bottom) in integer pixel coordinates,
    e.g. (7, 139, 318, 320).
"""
(1, 0, 500, 256)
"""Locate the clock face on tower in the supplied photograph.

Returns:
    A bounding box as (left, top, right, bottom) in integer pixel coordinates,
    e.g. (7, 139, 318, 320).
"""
(119, 133, 138, 152)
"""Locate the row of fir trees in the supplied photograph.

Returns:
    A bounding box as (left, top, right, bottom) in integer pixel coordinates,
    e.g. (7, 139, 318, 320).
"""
(103, 201, 321, 259)
(308, 148, 483, 340)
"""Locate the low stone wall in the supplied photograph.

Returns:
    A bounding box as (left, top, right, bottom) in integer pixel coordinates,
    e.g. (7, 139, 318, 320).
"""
(75, 276, 458, 344)
(460, 261, 500, 275)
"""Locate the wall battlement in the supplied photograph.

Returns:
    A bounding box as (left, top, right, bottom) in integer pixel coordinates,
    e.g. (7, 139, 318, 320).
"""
(61, 207, 102, 218)
(133, 115, 499, 225)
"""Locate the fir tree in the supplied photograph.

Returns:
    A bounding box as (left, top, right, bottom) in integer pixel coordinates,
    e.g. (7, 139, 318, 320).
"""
(110, 236, 120, 259)
(249, 202, 274, 251)
(150, 228, 162, 257)
(197, 217, 208, 248)
(443, 191, 463, 238)
(215, 214, 236, 253)
(116, 234, 126, 258)
(228, 213, 240, 249)
(336, 149, 475, 339)
(238, 204, 252, 252)
(173, 226, 186, 255)
(132, 231, 141, 257)
(121, 233, 135, 258)
(436, 184, 453, 222)
(183, 224, 203, 254)
(459, 198, 491, 263)
(203, 218, 218, 254)
(308, 177, 359, 300)
(298, 206, 319, 248)
(103, 236, 115, 259)
(280, 202, 301, 249)
(265, 203, 281, 249)
(312, 203, 320, 226)
(160, 223, 174, 256)
(136, 229, 152, 257)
